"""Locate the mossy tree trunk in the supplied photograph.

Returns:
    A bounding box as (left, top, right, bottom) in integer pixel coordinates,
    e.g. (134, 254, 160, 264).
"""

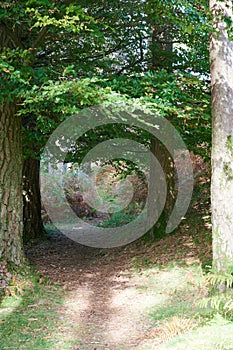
(210, 0, 233, 273)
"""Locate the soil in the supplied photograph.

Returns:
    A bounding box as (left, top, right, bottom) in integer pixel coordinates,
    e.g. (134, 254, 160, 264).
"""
(26, 233, 153, 349)
(25, 201, 211, 350)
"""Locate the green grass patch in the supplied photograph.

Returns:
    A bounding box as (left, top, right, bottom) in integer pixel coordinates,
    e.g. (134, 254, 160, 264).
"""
(136, 263, 208, 331)
(0, 273, 76, 350)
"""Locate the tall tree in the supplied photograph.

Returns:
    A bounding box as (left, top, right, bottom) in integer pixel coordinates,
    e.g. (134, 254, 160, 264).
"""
(210, 0, 233, 273)
(0, 1, 95, 263)
(148, 4, 175, 236)
(0, 24, 24, 264)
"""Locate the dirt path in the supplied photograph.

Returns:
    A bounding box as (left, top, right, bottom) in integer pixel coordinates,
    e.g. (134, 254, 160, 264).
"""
(25, 207, 211, 350)
(26, 233, 157, 349)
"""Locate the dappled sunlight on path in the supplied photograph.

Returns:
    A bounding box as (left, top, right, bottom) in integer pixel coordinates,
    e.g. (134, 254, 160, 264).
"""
(26, 217, 210, 350)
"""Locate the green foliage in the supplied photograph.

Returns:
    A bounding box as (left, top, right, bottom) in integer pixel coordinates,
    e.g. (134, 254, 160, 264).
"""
(1, 0, 211, 162)
(26, 4, 93, 32)
(84, 0, 210, 74)
(145, 0, 210, 73)
(147, 264, 204, 322)
(0, 48, 34, 100)
(97, 210, 138, 228)
(99, 71, 211, 158)
(0, 0, 99, 102)
(144, 211, 169, 242)
(199, 294, 233, 320)
(199, 273, 233, 320)
(206, 273, 233, 290)
(19, 78, 108, 158)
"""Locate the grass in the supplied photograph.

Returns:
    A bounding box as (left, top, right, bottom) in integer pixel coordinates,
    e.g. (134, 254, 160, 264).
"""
(135, 263, 233, 349)
(0, 272, 76, 350)
(136, 263, 205, 319)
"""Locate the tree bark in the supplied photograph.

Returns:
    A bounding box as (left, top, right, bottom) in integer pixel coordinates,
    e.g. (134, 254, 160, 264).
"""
(149, 137, 175, 239)
(210, 0, 233, 273)
(23, 158, 46, 242)
(0, 22, 24, 265)
(0, 101, 24, 265)
(148, 22, 175, 239)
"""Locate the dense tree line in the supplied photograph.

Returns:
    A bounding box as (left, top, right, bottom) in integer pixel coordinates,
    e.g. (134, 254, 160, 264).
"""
(0, 0, 232, 276)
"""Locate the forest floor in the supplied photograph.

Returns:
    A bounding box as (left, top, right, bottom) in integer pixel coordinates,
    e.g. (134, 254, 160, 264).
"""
(25, 226, 209, 350)
(2, 183, 233, 349)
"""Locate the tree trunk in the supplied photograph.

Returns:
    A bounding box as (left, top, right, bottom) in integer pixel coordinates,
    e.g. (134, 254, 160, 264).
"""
(149, 136, 175, 239)
(0, 101, 24, 265)
(210, 0, 233, 273)
(23, 158, 46, 242)
(148, 23, 175, 239)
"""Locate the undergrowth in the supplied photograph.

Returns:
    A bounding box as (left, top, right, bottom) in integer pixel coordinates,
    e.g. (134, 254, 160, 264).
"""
(198, 272, 233, 320)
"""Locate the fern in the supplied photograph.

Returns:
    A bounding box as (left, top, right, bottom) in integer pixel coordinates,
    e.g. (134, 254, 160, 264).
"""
(199, 295, 226, 310)
(206, 273, 233, 289)
(199, 273, 233, 320)
(145, 316, 198, 345)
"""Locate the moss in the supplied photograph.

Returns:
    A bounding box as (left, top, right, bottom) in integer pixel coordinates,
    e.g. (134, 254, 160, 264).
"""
(223, 162, 233, 181)
(226, 135, 233, 158)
